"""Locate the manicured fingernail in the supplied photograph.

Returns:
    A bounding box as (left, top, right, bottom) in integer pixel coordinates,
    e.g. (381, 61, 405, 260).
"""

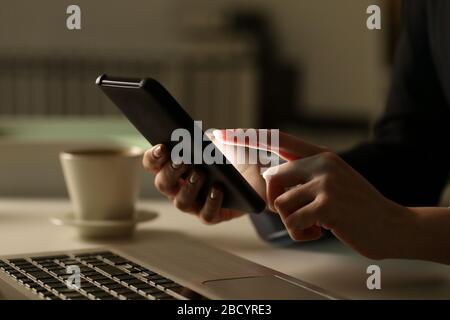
(212, 130, 225, 141)
(262, 168, 273, 179)
(210, 188, 219, 200)
(152, 145, 163, 158)
(171, 162, 182, 170)
(189, 172, 198, 184)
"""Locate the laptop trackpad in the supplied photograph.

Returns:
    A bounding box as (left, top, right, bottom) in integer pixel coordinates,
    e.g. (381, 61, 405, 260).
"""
(203, 275, 329, 300)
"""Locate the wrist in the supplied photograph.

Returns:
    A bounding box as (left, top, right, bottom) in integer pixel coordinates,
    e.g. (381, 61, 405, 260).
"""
(394, 205, 421, 260)
(405, 207, 450, 264)
(381, 202, 420, 260)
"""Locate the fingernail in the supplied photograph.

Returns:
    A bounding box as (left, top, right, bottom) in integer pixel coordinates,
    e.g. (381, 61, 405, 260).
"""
(152, 145, 163, 158)
(189, 171, 198, 184)
(212, 129, 224, 141)
(210, 188, 219, 200)
(262, 167, 275, 179)
(171, 162, 182, 170)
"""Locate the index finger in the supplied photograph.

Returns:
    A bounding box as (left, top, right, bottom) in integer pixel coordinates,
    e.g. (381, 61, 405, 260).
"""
(263, 160, 311, 211)
(213, 129, 327, 160)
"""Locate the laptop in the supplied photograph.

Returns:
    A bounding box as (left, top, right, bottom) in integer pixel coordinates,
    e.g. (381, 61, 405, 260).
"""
(0, 231, 339, 300)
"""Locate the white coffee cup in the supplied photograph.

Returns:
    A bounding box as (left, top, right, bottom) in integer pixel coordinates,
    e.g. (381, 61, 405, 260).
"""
(60, 147, 143, 225)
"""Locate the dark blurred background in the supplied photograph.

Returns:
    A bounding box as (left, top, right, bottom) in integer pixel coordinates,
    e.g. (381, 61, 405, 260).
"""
(0, 0, 404, 198)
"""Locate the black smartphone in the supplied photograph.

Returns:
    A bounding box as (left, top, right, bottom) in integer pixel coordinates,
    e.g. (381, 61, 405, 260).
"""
(96, 74, 266, 213)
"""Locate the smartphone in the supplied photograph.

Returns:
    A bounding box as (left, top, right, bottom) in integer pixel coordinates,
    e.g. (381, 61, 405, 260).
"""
(96, 74, 266, 213)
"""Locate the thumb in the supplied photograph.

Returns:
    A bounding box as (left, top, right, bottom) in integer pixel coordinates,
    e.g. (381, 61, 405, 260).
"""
(213, 129, 327, 161)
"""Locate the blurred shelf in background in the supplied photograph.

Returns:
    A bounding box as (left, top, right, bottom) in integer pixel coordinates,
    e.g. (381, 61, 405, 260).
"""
(0, 117, 160, 198)
(0, 116, 147, 147)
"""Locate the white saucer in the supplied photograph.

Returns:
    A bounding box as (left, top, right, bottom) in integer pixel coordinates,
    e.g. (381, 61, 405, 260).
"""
(50, 209, 158, 239)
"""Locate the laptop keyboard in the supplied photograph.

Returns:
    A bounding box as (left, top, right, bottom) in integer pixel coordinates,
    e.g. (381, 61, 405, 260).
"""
(0, 251, 206, 300)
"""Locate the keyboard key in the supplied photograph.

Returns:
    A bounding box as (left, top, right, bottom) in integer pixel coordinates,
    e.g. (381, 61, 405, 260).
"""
(59, 274, 74, 281)
(42, 292, 59, 300)
(82, 271, 99, 278)
(85, 272, 109, 280)
(102, 282, 125, 289)
(19, 278, 35, 286)
(141, 270, 158, 277)
(89, 291, 117, 300)
(95, 264, 127, 276)
(9, 272, 26, 280)
(118, 291, 147, 300)
(147, 279, 170, 286)
(79, 286, 99, 294)
(26, 271, 53, 281)
(111, 287, 136, 295)
(60, 292, 87, 300)
(57, 260, 80, 266)
(46, 282, 68, 290)
(85, 257, 104, 263)
(2, 267, 16, 274)
(79, 258, 101, 264)
(39, 262, 61, 269)
(121, 278, 146, 286)
(78, 279, 96, 287)
(144, 274, 164, 280)
(57, 285, 80, 293)
(8, 258, 30, 266)
(22, 280, 36, 288)
(113, 274, 136, 281)
(96, 279, 118, 286)
(49, 268, 68, 277)
(67, 295, 90, 300)
(74, 252, 97, 258)
(153, 278, 173, 285)
(128, 267, 144, 274)
(41, 277, 62, 284)
(127, 282, 151, 291)
(18, 265, 40, 272)
(31, 286, 50, 294)
(138, 286, 163, 296)
(82, 286, 105, 294)
(131, 281, 154, 289)
(103, 256, 128, 265)
(31, 255, 69, 262)
(161, 282, 182, 289)
(14, 262, 35, 268)
(79, 266, 94, 273)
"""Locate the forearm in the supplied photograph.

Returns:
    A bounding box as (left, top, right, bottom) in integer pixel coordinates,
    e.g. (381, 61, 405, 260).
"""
(400, 207, 450, 264)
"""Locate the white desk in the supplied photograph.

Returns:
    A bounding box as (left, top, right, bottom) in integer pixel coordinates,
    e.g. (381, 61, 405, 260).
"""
(1, 198, 449, 299)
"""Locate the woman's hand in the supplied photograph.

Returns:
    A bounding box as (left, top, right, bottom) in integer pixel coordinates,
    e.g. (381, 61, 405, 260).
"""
(218, 129, 414, 260)
(142, 140, 267, 225)
(267, 152, 414, 260)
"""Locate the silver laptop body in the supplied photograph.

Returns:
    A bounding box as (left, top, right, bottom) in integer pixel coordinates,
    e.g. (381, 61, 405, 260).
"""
(0, 232, 339, 300)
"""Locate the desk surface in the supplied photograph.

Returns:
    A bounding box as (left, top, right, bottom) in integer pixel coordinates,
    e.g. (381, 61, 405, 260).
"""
(1, 198, 449, 299)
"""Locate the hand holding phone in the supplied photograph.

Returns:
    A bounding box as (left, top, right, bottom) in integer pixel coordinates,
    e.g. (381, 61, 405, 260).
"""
(143, 143, 266, 224)
(96, 75, 266, 216)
